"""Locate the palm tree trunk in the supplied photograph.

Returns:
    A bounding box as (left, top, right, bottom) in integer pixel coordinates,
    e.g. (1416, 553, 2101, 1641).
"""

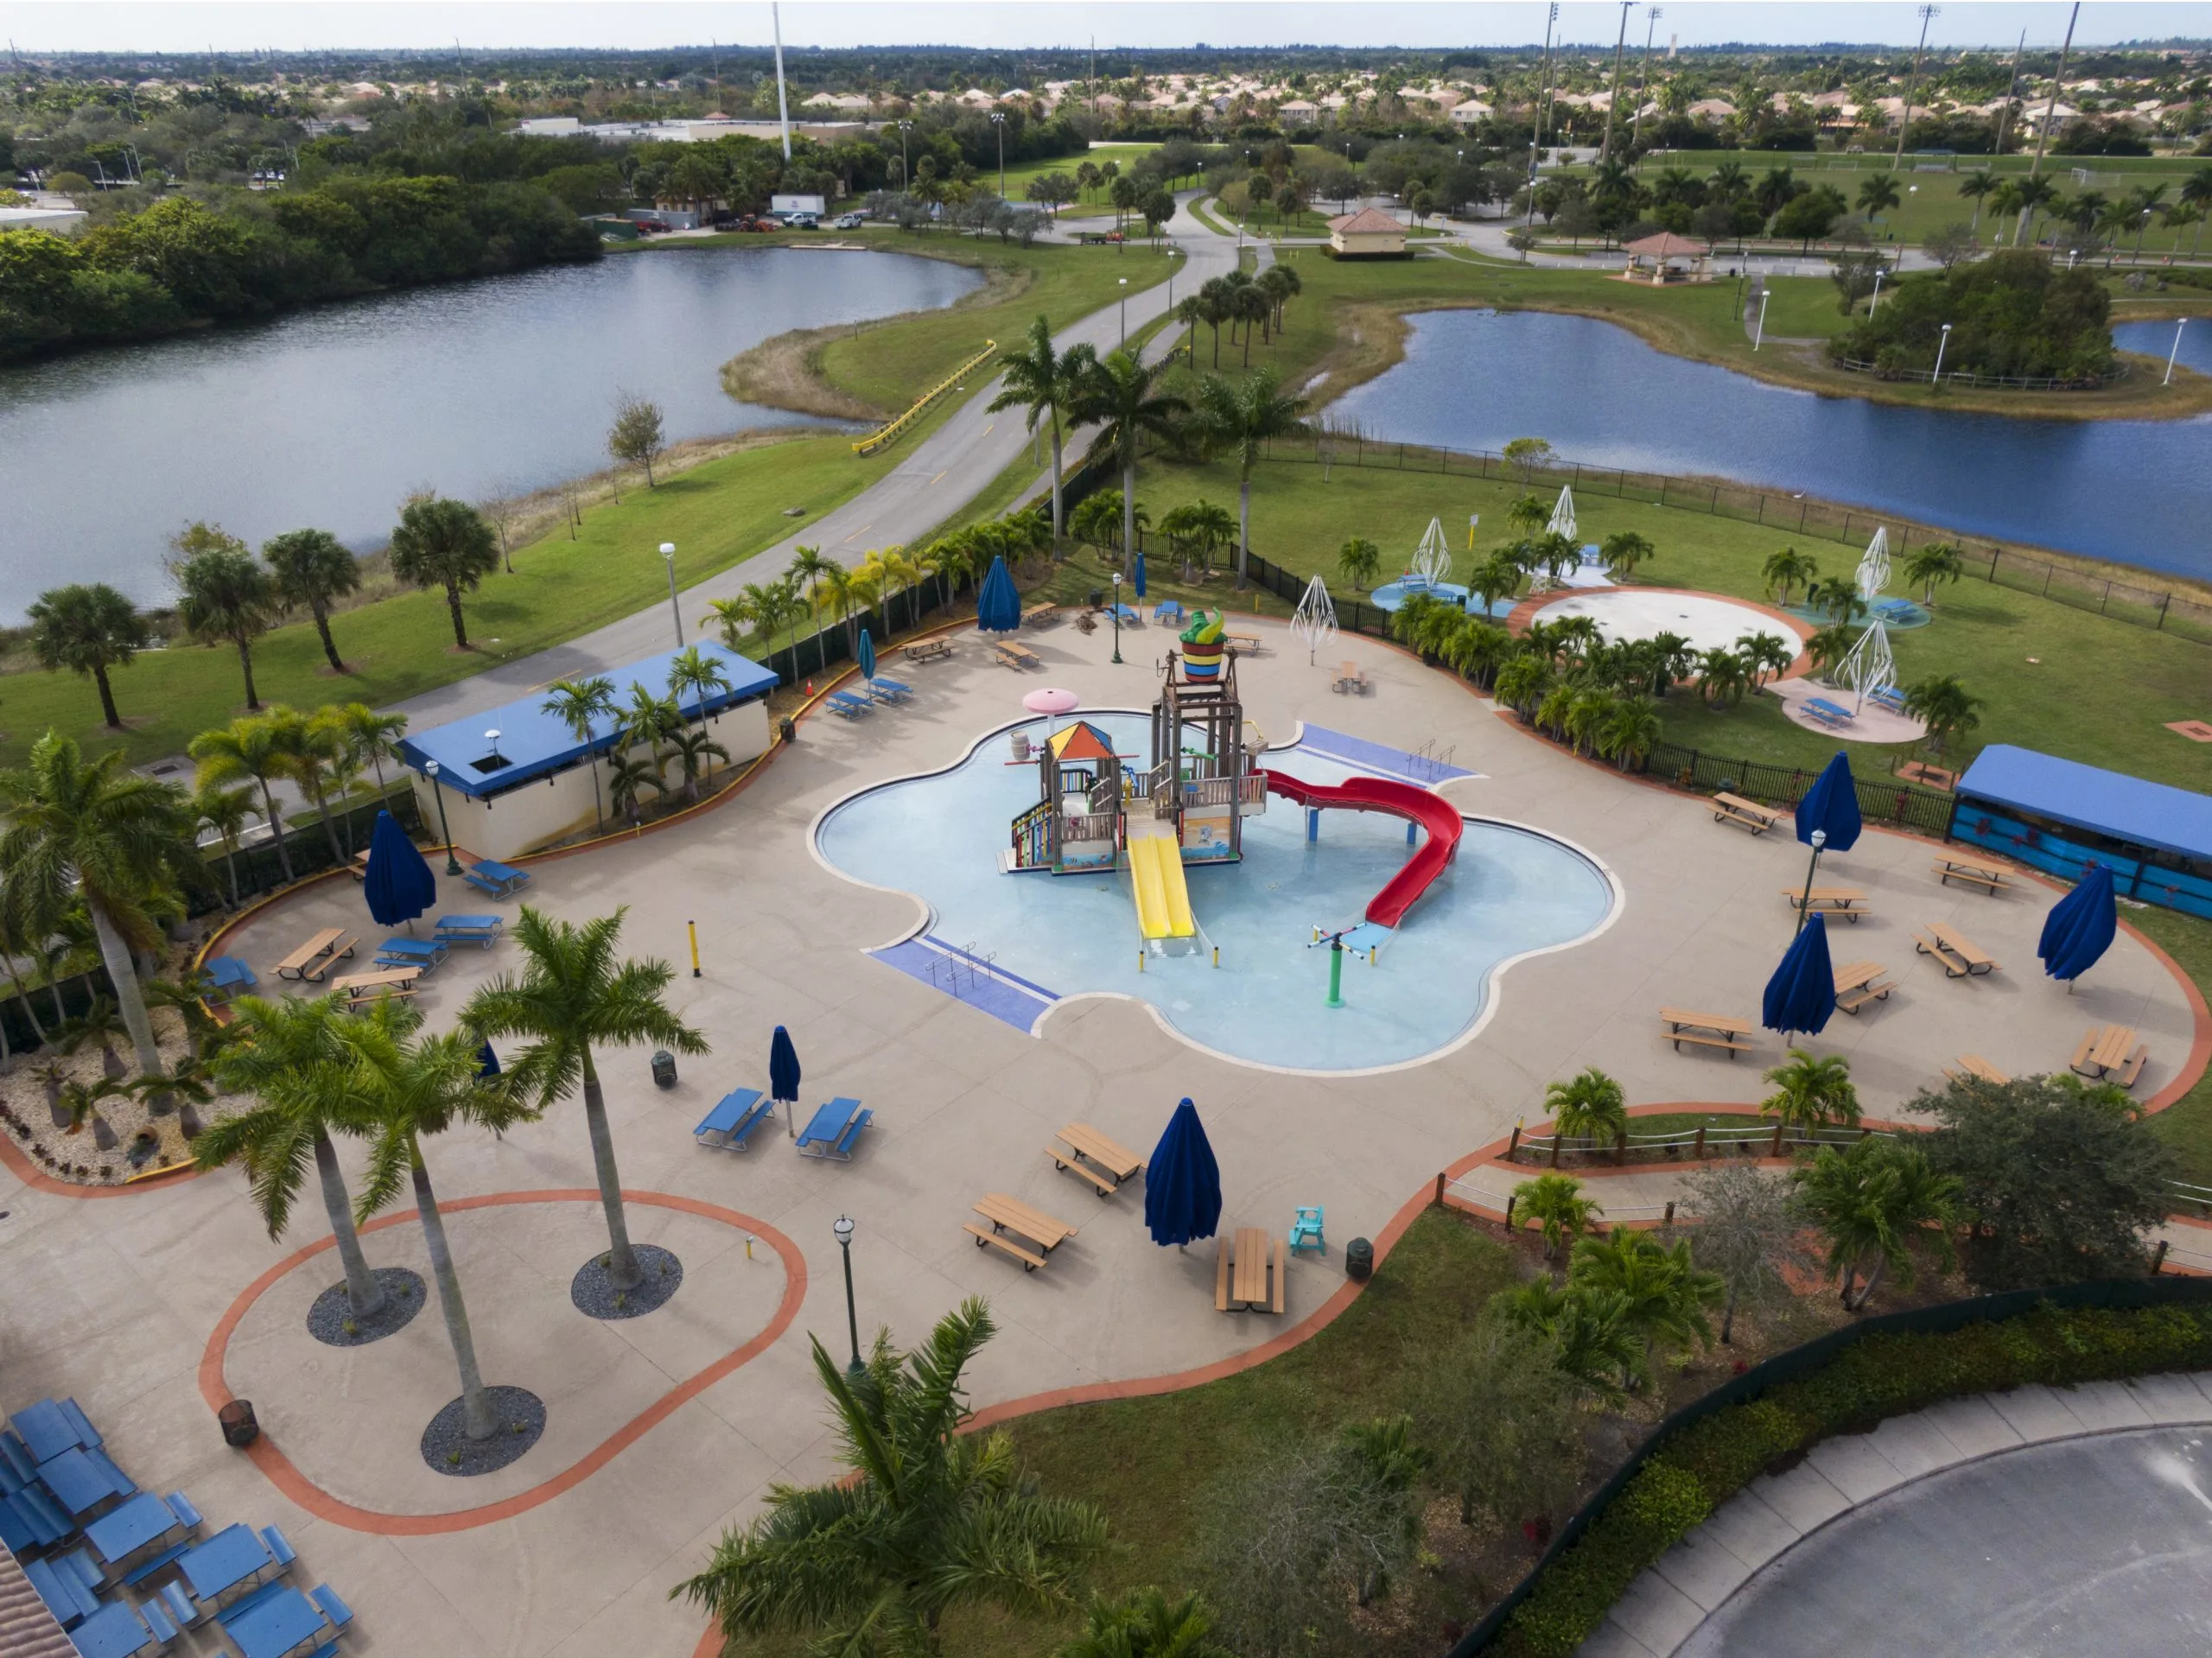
(1846, 1251, 1886, 1312)
(412, 1150, 494, 1439)
(314, 610, 345, 674)
(1047, 422, 1065, 545)
(93, 665, 123, 729)
(443, 580, 471, 650)
(588, 758, 605, 828)
(258, 778, 294, 883)
(1720, 1283, 1739, 1344)
(1235, 476, 1252, 588)
(86, 902, 161, 1077)
(315, 1129, 386, 1317)
(580, 1049, 640, 1289)
(235, 635, 260, 709)
(1122, 451, 1137, 570)
(222, 842, 240, 907)
(308, 789, 346, 864)
(8, 967, 46, 1044)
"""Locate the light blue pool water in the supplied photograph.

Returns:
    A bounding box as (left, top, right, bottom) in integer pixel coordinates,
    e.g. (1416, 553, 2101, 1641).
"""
(815, 715, 1614, 1070)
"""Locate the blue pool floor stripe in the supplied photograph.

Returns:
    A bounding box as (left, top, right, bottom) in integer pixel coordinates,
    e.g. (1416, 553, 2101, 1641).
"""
(1294, 724, 1479, 785)
(869, 935, 1058, 1032)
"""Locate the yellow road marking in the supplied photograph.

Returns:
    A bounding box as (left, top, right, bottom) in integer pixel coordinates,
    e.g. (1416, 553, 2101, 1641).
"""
(842, 524, 874, 544)
(981, 422, 995, 437)
(928, 470, 948, 486)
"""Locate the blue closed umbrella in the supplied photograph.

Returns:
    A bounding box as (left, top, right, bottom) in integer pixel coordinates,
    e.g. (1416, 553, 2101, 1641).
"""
(857, 626, 876, 683)
(1795, 752, 1862, 853)
(361, 809, 435, 931)
(1132, 551, 1147, 600)
(1763, 912, 1836, 1036)
(1144, 1098, 1223, 1248)
(976, 555, 1020, 633)
(2039, 863, 2117, 983)
(476, 1040, 500, 1078)
(769, 1025, 801, 1136)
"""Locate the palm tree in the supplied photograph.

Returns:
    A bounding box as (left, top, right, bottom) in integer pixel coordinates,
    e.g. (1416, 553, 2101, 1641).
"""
(1512, 1172, 1602, 1259)
(1494, 654, 1551, 721)
(1903, 542, 1964, 605)
(1854, 173, 1901, 226)
(1567, 1229, 1723, 1386)
(172, 528, 276, 709)
(262, 528, 362, 674)
(1073, 349, 1188, 569)
(1596, 694, 1662, 770)
(538, 676, 618, 828)
(988, 314, 1093, 547)
(811, 565, 862, 655)
(265, 706, 351, 865)
(26, 584, 150, 730)
(466, 907, 708, 1292)
(194, 992, 389, 1315)
(1694, 646, 1749, 708)
(190, 778, 255, 907)
(1956, 169, 1998, 232)
(785, 544, 835, 614)
(1735, 631, 1795, 694)
(389, 495, 501, 651)
(1337, 537, 1382, 591)
(676, 1298, 1109, 1654)
(1544, 1067, 1627, 1165)
(1761, 547, 1819, 606)
(1761, 1048, 1860, 1135)
(1173, 294, 1207, 367)
(621, 685, 684, 792)
(1499, 1278, 1645, 1400)
(666, 727, 730, 802)
(2183, 166, 2212, 257)
(1504, 493, 1549, 539)
(1903, 674, 1983, 758)
(606, 753, 664, 826)
(1808, 575, 1865, 625)
(349, 1001, 539, 1439)
(334, 702, 408, 794)
(1795, 1136, 1961, 1311)
(1188, 367, 1308, 588)
(0, 734, 199, 1077)
(1467, 555, 1522, 620)
(1599, 530, 1655, 583)
(666, 645, 732, 730)
(191, 715, 293, 882)
(1804, 624, 1857, 680)
(2011, 173, 2057, 246)
(1058, 1589, 1233, 1658)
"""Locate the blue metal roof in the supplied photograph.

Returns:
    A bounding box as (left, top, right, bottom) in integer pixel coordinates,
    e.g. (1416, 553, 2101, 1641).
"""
(396, 642, 777, 799)
(1955, 744, 2212, 865)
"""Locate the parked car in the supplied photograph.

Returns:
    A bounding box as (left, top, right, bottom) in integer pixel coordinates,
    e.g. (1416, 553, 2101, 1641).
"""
(834, 213, 865, 231)
(785, 212, 819, 231)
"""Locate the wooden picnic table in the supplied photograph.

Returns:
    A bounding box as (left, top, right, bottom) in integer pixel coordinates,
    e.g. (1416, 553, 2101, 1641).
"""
(276, 928, 356, 982)
(334, 967, 419, 1008)
(1048, 1123, 1143, 1196)
(1224, 632, 1263, 655)
(1020, 602, 1058, 628)
(1658, 1007, 1757, 1058)
(346, 849, 371, 881)
(1711, 792, 1781, 835)
(1915, 921, 2000, 977)
(1833, 960, 1895, 1013)
(1934, 855, 2010, 893)
(1332, 660, 1368, 695)
(1215, 1227, 1286, 1314)
(904, 638, 953, 664)
(995, 639, 1041, 670)
(1783, 886, 1871, 919)
(2072, 1024, 2147, 1087)
(965, 1193, 1077, 1272)
(1948, 1053, 2011, 1086)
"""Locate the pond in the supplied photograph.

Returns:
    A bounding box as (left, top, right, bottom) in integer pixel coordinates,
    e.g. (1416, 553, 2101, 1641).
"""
(1326, 310, 2212, 584)
(0, 246, 981, 622)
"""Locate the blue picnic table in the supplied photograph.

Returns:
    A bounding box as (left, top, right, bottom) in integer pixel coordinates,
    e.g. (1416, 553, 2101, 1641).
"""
(67, 1601, 156, 1658)
(694, 1088, 773, 1152)
(179, 1522, 275, 1605)
(38, 1446, 125, 1518)
(433, 914, 504, 949)
(13, 1399, 82, 1463)
(796, 1098, 873, 1161)
(461, 858, 531, 899)
(85, 1490, 181, 1568)
(226, 1585, 328, 1658)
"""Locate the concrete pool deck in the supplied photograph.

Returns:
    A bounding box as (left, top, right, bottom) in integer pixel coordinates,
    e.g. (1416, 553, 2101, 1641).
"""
(0, 613, 2202, 1657)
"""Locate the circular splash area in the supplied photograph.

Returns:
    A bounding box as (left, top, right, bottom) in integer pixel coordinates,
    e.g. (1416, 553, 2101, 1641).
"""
(1369, 578, 1472, 613)
(1788, 596, 1932, 631)
(1529, 588, 1801, 657)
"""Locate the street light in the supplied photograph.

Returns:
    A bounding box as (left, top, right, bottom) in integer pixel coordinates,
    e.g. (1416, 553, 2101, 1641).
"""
(423, 760, 462, 874)
(659, 543, 683, 645)
(1869, 265, 1885, 316)
(1110, 571, 1123, 664)
(1796, 829, 1827, 934)
(833, 1216, 863, 1375)
(989, 111, 1007, 198)
(1752, 288, 1770, 351)
(1932, 321, 1954, 387)
(1166, 242, 1179, 307)
(896, 119, 912, 189)
(2165, 317, 2189, 386)
(1118, 277, 1128, 344)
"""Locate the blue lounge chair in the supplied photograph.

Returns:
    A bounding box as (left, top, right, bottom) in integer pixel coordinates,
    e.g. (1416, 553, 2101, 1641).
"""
(827, 690, 872, 720)
(866, 677, 912, 704)
(694, 1088, 774, 1153)
(1288, 1205, 1325, 1257)
(796, 1098, 873, 1162)
(461, 859, 531, 899)
(159, 1579, 202, 1629)
(309, 1583, 354, 1629)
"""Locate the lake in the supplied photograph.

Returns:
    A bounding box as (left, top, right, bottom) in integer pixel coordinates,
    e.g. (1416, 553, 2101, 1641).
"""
(0, 246, 981, 622)
(1327, 310, 2212, 583)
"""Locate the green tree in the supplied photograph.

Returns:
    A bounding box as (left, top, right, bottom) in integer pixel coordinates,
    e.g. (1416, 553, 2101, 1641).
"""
(1336, 536, 1382, 591)
(1596, 694, 1662, 769)
(1808, 575, 1866, 624)
(1071, 347, 1186, 567)
(1402, 1310, 1584, 1531)
(1957, 169, 1999, 232)
(988, 314, 1094, 546)
(266, 704, 353, 864)
(1057, 1588, 1234, 1658)
(26, 583, 149, 730)
(171, 524, 276, 709)
(350, 1001, 539, 1440)
(1903, 541, 1965, 604)
(1855, 173, 1902, 226)
(195, 992, 389, 1315)
(1762, 1048, 1861, 1134)
(677, 1298, 1109, 1654)
(261, 528, 361, 674)
(606, 752, 664, 825)
(1503, 436, 1554, 484)
(607, 392, 667, 488)
(666, 645, 732, 730)
(1513, 1170, 1603, 1259)
(541, 677, 619, 829)
(190, 778, 256, 908)
(1599, 530, 1655, 582)
(1761, 546, 1819, 605)
(465, 907, 707, 1291)
(389, 495, 500, 650)
(1680, 1163, 1814, 1344)
(1736, 631, 1796, 693)
(189, 714, 294, 883)
(1567, 1229, 1725, 1387)
(334, 702, 408, 794)
(1544, 1066, 1628, 1165)
(1694, 646, 1749, 708)
(1188, 366, 1308, 588)
(1795, 1135, 1961, 1311)
(1902, 673, 1983, 757)
(1499, 1278, 1647, 1401)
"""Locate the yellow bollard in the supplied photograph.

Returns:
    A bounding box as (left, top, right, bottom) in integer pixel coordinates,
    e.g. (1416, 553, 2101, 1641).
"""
(1212, 946, 1219, 968)
(743, 1235, 755, 1261)
(1138, 950, 1146, 974)
(689, 919, 701, 978)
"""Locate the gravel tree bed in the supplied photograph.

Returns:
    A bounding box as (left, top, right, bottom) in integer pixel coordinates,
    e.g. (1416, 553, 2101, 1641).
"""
(419, 1386, 546, 1477)
(569, 1243, 683, 1320)
(306, 1267, 427, 1347)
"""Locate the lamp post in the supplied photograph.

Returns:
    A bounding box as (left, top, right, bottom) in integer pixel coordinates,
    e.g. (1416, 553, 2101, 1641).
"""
(1110, 570, 1123, 664)
(896, 120, 912, 191)
(833, 1216, 863, 1375)
(1117, 277, 1128, 345)
(2164, 316, 2188, 386)
(1796, 829, 1827, 934)
(1166, 243, 1179, 307)
(989, 111, 1006, 198)
(1932, 321, 1954, 388)
(659, 543, 683, 645)
(1752, 287, 1770, 350)
(1869, 265, 1885, 316)
(423, 760, 462, 874)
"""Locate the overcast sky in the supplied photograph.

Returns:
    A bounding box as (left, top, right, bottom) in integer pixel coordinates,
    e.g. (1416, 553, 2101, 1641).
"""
(3, 3, 2204, 57)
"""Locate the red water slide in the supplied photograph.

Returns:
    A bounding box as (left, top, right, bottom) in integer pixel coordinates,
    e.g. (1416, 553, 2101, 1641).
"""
(1262, 770, 1465, 928)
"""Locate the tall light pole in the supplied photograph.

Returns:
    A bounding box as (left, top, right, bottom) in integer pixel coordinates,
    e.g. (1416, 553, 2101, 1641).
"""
(1796, 829, 1827, 933)
(1932, 321, 1954, 386)
(896, 120, 912, 191)
(423, 761, 462, 874)
(1753, 287, 1770, 350)
(659, 543, 683, 645)
(769, 1, 791, 161)
(1110, 571, 1123, 664)
(1631, 7, 1661, 151)
(1117, 276, 1128, 344)
(1870, 265, 1885, 315)
(2165, 317, 2188, 385)
(1527, 3, 1559, 226)
(1599, 1, 1630, 166)
(1890, 5, 1938, 174)
(989, 110, 1006, 198)
(833, 1216, 863, 1375)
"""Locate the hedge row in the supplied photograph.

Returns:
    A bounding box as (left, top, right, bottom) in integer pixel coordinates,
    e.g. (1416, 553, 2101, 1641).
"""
(1497, 1302, 2212, 1655)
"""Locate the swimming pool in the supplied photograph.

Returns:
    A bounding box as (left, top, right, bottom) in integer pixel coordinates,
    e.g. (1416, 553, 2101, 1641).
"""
(813, 715, 1616, 1072)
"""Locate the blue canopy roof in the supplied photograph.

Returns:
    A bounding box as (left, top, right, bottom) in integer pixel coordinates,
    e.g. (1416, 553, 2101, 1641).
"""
(1956, 745, 2212, 866)
(395, 641, 776, 799)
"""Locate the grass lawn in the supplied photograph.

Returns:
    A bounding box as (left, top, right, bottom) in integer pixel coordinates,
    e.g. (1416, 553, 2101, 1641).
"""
(993, 143, 1159, 197)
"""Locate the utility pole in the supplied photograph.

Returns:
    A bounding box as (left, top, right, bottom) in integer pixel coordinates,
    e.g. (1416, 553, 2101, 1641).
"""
(1890, 6, 1937, 172)
(771, 0, 792, 160)
(1993, 29, 2024, 157)
(2022, 1, 2078, 245)
(1599, 2, 1630, 165)
(1631, 8, 1660, 150)
(1090, 35, 1097, 118)
(1527, 3, 1558, 226)
(710, 37, 721, 106)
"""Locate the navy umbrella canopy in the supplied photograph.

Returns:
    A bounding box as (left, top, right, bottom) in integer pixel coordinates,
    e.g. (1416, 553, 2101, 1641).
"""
(2039, 862, 2118, 983)
(476, 1040, 500, 1078)
(1795, 752, 1862, 853)
(976, 555, 1021, 633)
(1144, 1098, 1223, 1248)
(1763, 912, 1837, 1036)
(857, 626, 876, 683)
(362, 809, 435, 930)
(1133, 551, 1147, 600)
(770, 1024, 801, 1136)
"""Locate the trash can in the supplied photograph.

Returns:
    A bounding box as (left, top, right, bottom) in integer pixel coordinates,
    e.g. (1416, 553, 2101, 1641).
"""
(651, 1050, 677, 1089)
(1088, 588, 1105, 609)
(219, 1400, 258, 1448)
(779, 715, 797, 744)
(1344, 1237, 1374, 1281)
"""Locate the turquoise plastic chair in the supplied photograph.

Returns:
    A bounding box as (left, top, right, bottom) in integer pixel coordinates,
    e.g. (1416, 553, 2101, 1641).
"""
(1288, 1205, 1325, 1256)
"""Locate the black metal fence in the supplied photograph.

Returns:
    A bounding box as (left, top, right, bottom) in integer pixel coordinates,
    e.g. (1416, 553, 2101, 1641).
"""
(1830, 355, 2131, 391)
(0, 965, 121, 1062)
(194, 785, 427, 918)
(1450, 1274, 2212, 1656)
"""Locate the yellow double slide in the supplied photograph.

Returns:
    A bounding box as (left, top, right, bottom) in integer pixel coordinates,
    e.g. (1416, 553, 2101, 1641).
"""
(1128, 831, 1196, 942)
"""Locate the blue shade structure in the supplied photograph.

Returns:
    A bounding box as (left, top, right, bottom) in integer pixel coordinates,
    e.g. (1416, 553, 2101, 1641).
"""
(1795, 752, 1862, 852)
(1763, 912, 1836, 1036)
(1144, 1097, 1223, 1248)
(2039, 862, 2118, 982)
(361, 810, 435, 929)
(976, 555, 1020, 633)
(1132, 551, 1147, 600)
(857, 626, 876, 683)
